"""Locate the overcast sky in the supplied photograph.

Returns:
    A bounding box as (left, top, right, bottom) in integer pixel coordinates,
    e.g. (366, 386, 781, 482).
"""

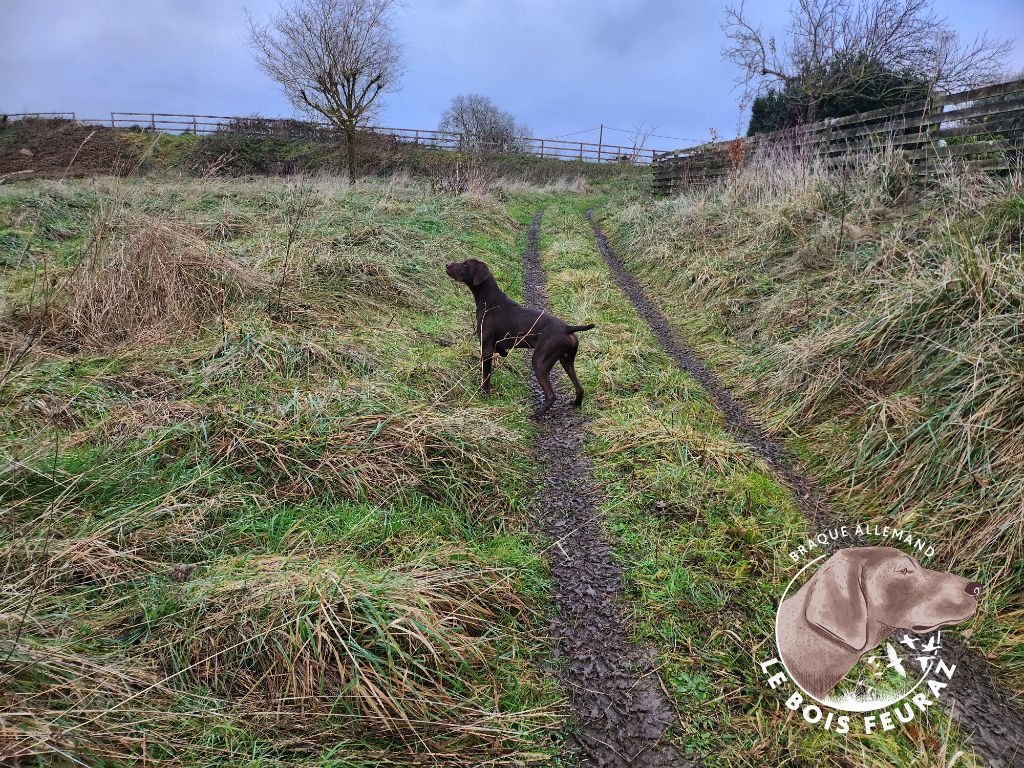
(2, 0, 1023, 152)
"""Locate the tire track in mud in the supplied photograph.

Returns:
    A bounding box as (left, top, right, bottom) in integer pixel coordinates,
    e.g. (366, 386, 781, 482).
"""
(521, 212, 694, 768)
(585, 210, 1024, 768)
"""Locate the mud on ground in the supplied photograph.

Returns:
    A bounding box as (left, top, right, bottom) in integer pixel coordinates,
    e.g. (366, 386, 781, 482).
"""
(522, 212, 694, 768)
(0, 119, 139, 178)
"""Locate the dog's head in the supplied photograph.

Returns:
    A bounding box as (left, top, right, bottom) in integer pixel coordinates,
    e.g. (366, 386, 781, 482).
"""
(445, 259, 492, 287)
(803, 547, 981, 652)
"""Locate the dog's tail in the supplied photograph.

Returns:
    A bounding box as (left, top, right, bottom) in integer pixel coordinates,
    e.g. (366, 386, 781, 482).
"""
(567, 323, 596, 333)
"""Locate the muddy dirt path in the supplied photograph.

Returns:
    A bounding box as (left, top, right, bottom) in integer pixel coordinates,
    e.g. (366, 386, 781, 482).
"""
(586, 211, 1024, 768)
(521, 212, 694, 768)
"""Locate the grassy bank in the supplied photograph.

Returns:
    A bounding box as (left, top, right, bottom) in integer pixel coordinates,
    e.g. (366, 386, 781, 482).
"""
(0, 118, 647, 189)
(606, 149, 1024, 702)
(0, 176, 561, 766)
(531, 192, 983, 767)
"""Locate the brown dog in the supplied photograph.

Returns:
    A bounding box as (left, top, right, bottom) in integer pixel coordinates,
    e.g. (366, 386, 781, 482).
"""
(445, 258, 595, 417)
(777, 547, 982, 698)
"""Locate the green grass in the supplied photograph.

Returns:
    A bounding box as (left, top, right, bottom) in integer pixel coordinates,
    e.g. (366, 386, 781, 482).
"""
(0, 175, 562, 766)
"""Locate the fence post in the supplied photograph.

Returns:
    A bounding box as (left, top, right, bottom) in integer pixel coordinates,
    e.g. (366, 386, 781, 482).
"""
(193, 115, 198, 134)
(414, 129, 419, 144)
(540, 139, 545, 157)
(597, 124, 604, 163)
(924, 92, 941, 166)
(151, 113, 156, 131)
(579, 143, 583, 160)
(110, 112, 115, 129)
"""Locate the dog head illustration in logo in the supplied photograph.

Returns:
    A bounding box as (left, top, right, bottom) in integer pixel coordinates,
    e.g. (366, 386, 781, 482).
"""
(776, 547, 981, 699)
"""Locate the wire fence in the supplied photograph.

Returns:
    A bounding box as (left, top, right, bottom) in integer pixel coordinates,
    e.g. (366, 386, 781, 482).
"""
(2, 111, 666, 165)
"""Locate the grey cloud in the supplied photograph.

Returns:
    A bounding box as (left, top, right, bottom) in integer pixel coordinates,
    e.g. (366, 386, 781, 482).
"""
(1, 0, 1021, 152)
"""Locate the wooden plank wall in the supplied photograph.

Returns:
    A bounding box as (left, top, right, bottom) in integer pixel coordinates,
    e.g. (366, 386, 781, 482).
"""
(653, 77, 1024, 194)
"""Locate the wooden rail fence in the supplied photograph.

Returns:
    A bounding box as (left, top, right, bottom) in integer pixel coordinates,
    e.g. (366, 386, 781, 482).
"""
(653, 76, 1024, 194)
(2, 111, 663, 165)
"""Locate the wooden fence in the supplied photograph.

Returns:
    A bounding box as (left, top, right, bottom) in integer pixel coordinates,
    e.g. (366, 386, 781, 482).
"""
(653, 76, 1024, 194)
(2, 111, 662, 165)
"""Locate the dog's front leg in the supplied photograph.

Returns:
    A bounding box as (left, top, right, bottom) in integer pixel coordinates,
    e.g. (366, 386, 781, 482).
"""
(481, 338, 495, 394)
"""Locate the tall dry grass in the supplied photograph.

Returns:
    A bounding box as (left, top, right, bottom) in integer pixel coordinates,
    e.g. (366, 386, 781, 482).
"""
(610, 144, 1024, 691)
(62, 211, 257, 345)
(164, 557, 528, 734)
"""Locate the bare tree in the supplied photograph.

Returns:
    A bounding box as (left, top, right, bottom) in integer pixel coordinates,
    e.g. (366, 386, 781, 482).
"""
(724, 0, 1011, 122)
(625, 123, 656, 162)
(247, 0, 403, 182)
(438, 94, 530, 154)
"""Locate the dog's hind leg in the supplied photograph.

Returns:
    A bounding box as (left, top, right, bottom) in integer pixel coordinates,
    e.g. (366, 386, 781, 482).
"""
(560, 347, 585, 407)
(532, 350, 558, 418)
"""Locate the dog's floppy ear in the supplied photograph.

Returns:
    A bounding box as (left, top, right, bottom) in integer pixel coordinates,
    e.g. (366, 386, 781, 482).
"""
(469, 259, 491, 286)
(805, 550, 869, 651)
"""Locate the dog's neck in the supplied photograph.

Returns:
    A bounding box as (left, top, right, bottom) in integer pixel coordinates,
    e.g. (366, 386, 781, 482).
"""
(469, 275, 511, 308)
(809, 620, 894, 689)
(779, 592, 895, 698)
